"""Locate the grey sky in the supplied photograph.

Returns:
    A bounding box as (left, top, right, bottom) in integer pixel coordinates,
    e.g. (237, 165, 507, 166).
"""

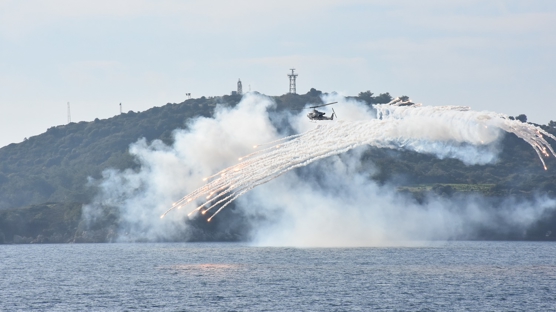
(1, 0, 555, 147)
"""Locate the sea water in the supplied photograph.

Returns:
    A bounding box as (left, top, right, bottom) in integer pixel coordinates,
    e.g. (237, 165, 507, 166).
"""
(1, 241, 555, 311)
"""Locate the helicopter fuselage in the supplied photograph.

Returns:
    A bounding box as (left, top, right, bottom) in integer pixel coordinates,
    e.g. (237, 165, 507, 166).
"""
(307, 109, 334, 120)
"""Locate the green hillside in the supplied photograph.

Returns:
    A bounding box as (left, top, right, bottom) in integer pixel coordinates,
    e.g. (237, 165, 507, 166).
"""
(0, 96, 223, 209)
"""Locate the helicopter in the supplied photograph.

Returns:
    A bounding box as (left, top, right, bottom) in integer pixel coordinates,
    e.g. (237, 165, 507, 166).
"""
(306, 102, 338, 121)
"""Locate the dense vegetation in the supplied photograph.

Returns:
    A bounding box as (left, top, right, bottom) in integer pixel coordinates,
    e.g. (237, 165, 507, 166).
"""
(1, 89, 555, 243)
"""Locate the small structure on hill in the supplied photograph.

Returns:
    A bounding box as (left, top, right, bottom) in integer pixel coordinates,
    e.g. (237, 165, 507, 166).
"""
(232, 79, 243, 95)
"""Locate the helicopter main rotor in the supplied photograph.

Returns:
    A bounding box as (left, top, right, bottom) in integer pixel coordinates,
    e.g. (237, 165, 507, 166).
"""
(308, 102, 338, 109)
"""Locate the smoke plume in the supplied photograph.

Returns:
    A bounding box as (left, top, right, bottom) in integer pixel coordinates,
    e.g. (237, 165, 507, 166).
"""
(83, 93, 556, 246)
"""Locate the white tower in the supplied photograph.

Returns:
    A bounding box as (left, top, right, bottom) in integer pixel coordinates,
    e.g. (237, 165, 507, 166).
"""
(288, 69, 298, 94)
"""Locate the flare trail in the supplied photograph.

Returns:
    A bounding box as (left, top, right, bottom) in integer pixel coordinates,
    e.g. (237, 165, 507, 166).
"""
(161, 103, 556, 220)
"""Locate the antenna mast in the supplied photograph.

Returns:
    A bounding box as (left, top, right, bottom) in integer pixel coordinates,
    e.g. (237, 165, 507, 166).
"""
(288, 68, 298, 94)
(67, 102, 71, 123)
(120, 103, 122, 114)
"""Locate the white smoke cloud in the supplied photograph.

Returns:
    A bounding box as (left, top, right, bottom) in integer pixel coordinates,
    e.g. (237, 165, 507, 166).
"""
(83, 93, 556, 245)
(83, 93, 280, 241)
(242, 151, 555, 247)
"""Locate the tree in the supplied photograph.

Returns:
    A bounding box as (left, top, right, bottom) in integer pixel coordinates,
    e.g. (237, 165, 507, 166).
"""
(516, 114, 528, 123)
(373, 92, 393, 104)
(307, 88, 322, 97)
(358, 91, 374, 104)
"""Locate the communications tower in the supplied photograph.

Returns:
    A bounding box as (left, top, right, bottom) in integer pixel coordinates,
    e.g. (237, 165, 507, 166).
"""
(237, 79, 243, 95)
(288, 68, 298, 94)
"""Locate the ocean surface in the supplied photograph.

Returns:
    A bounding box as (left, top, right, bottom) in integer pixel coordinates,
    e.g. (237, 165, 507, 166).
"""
(1, 241, 555, 311)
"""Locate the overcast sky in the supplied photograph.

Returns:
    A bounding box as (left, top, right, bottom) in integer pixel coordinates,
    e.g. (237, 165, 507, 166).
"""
(1, 0, 555, 147)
